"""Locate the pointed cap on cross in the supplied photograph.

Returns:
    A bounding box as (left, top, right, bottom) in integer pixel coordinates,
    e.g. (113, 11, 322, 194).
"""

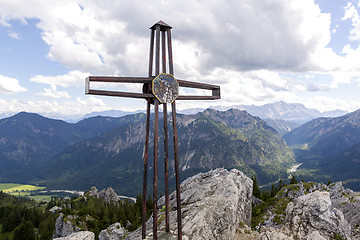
(150, 20, 172, 30)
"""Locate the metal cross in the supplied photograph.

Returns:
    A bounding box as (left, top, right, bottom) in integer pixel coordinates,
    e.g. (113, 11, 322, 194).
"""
(85, 21, 220, 240)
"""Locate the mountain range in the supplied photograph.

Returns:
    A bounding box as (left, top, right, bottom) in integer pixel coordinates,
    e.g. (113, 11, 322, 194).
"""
(1, 104, 360, 195)
(0, 109, 295, 196)
(1, 101, 346, 126)
(284, 109, 360, 190)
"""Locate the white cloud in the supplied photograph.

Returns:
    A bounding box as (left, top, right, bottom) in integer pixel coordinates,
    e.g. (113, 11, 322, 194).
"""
(0, 0, 335, 75)
(0, 96, 110, 117)
(0, 75, 27, 94)
(36, 85, 71, 99)
(7, 30, 20, 39)
(0, 0, 359, 114)
(343, 2, 360, 41)
(77, 96, 106, 107)
(0, 19, 11, 27)
(303, 96, 360, 112)
(30, 70, 90, 87)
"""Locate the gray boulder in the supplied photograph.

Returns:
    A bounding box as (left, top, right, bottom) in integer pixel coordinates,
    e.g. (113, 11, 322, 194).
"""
(99, 222, 126, 240)
(285, 191, 351, 240)
(96, 187, 120, 204)
(329, 182, 360, 228)
(53, 231, 95, 240)
(125, 168, 253, 240)
(86, 186, 99, 197)
(53, 213, 80, 238)
(259, 227, 293, 240)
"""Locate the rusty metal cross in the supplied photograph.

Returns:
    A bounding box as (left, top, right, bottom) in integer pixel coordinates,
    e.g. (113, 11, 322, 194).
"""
(85, 21, 220, 239)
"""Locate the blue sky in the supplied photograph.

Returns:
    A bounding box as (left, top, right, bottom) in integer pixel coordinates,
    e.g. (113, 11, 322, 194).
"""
(1, 0, 360, 120)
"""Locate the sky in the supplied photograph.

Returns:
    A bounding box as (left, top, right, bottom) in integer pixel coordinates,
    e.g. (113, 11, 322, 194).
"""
(1, 0, 360, 120)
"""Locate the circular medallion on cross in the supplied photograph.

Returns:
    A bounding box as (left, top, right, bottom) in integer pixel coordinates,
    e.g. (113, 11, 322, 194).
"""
(152, 73, 179, 103)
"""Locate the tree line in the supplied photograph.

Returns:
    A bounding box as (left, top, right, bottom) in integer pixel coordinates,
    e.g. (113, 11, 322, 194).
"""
(0, 191, 153, 240)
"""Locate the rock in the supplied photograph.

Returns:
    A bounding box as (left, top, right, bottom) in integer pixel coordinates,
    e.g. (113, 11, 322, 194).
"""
(53, 213, 80, 238)
(84, 186, 120, 204)
(251, 196, 263, 207)
(329, 182, 360, 228)
(99, 222, 126, 240)
(86, 186, 99, 197)
(305, 231, 327, 240)
(125, 168, 253, 240)
(234, 224, 259, 240)
(98, 187, 120, 204)
(256, 182, 360, 239)
(53, 231, 95, 240)
(259, 227, 292, 240)
(285, 191, 351, 240)
(49, 206, 63, 213)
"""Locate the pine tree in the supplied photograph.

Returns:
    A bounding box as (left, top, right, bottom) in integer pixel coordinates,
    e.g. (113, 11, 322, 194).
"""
(13, 220, 35, 240)
(327, 177, 332, 185)
(261, 190, 270, 202)
(290, 175, 297, 185)
(270, 184, 276, 198)
(252, 176, 261, 198)
(278, 179, 283, 190)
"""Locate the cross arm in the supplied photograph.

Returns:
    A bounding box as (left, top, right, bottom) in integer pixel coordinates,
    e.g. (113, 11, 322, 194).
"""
(85, 76, 220, 100)
(85, 76, 153, 99)
(176, 79, 220, 100)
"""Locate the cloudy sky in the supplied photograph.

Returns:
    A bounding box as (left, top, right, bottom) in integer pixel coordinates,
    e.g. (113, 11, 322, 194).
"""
(1, 0, 360, 120)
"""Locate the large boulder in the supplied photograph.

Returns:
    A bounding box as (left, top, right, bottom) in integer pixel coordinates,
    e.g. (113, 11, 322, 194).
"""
(98, 187, 120, 204)
(329, 182, 360, 228)
(99, 222, 126, 240)
(53, 213, 80, 238)
(86, 186, 99, 197)
(53, 231, 95, 240)
(125, 168, 253, 240)
(85, 186, 120, 204)
(284, 191, 351, 240)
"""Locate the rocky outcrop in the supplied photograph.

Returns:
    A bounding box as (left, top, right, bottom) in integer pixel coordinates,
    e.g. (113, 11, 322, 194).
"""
(258, 227, 292, 240)
(85, 186, 119, 204)
(125, 168, 253, 240)
(98, 187, 120, 204)
(86, 186, 99, 197)
(53, 213, 80, 238)
(253, 182, 360, 240)
(98, 222, 126, 240)
(284, 191, 351, 239)
(53, 231, 95, 240)
(329, 182, 360, 227)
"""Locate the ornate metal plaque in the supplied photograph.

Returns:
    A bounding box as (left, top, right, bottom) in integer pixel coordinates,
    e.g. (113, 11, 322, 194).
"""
(152, 73, 179, 103)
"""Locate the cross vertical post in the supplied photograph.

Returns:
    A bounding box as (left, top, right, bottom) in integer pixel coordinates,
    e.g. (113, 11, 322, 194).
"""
(161, 28, 170, 233)
(85, 20, 220, 240)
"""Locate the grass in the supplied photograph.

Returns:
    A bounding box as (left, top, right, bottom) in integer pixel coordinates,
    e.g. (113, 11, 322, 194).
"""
(29, 195, 53, 202)
(2, 184, 45, 193)
(0, 224, 14, 240)
(0, 183, 48, 202)
(0, 183, 21, 191)
(289, 143, 309, 150)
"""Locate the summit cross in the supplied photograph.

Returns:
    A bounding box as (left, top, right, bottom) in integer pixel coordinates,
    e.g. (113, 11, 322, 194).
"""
(85, 20, 220, 240)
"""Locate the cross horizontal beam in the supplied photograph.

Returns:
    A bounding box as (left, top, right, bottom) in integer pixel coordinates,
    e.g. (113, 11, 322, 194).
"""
(85, 76, 221, 100)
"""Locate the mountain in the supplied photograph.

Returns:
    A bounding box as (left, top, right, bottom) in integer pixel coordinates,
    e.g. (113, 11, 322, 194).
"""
(82, 109, 145, 119)
(318, 143, 360, 190)
(284, 109, 360, 190)
(0, 112, 146, 181)
(38, 109, 296, 196)
(81, 101, 348, 124)
(0, 112, 79, 168)
(284, 109, 360, 156)
(263, 118, 300, 135)
(229, 101, 348, 124)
